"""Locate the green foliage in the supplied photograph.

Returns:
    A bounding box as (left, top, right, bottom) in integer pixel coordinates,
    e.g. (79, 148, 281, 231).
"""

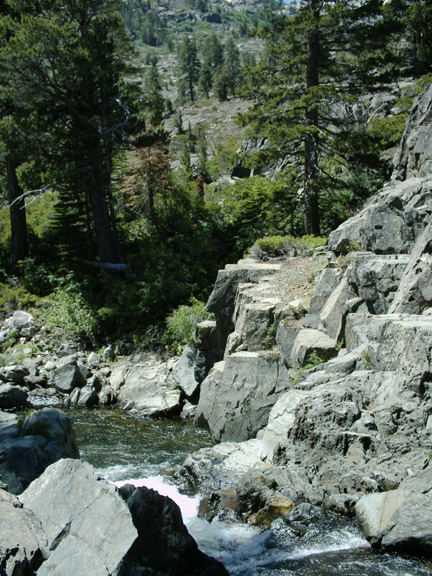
(303, 350, 328, 370)
(43, 276, 99, 344)
(368, 115, 408, 148)
(162, 297, 213, 354)
(262, 324, 277, 350)
(17, 258, 53, 297)
(254, 234, 326, 259)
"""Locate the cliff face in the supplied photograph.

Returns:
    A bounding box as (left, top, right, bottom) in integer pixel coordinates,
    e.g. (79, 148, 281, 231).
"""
(176, 84, 432, 554)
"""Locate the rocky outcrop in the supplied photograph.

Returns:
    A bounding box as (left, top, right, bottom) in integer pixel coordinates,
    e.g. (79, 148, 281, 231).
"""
(393, 83, 432, 180)
(5, 459, 228, 576)
(193, 255, 328, 442)
(0, 408, 79, 494)
(176, 84, 432, 547)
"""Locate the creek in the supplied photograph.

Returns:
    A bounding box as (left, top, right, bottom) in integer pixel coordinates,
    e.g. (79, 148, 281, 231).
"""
(69, 407, 432, 576)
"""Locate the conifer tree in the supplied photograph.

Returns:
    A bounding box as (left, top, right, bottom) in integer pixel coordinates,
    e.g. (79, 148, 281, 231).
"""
(0, 0, 134, 264)
(178, 36, 200, 102)
(241, 0, 399, 234)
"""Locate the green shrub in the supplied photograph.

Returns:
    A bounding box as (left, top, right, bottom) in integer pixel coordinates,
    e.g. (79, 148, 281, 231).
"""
(253, 234, 327, 259)
(163, 297, 213, 354)
(43, 276, 99, 344)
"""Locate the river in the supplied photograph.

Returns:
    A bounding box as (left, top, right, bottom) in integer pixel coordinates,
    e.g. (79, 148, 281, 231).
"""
(68, 407, 432, 576)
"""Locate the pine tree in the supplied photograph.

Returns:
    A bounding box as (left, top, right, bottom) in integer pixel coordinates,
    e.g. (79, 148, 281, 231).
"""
(0, 0, 134, 264)
(177, 36, 200, 102)
(241, 0, 399, 234)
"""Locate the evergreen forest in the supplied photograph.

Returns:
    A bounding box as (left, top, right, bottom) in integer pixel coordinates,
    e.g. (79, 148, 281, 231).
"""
(0, 0, 431, 349)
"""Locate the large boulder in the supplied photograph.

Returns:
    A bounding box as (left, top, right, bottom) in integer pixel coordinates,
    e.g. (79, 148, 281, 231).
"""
(0, 489, 47, 576)
(21, 459, 138, 576)
(347, 253, 409, 314)
(52, 355, 86, 393)
(356, 466, 432, 554)
(327, 176, 432, 255)
(7, 311, 36, 336)
(388, 222, 432, 314)
(0, 408, 79, 494)
(195, 352, 291, 442)
(15, 459, 228, 576)
(117, 355, 182, 417)
(172, 345, 202, 399)
(118, 484, 229, 576)
(205, 259, 281, 340)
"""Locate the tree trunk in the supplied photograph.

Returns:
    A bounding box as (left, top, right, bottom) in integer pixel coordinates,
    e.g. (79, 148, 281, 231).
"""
(304, 0, 321, 236)
(6, 156, 28, 267)
(88, 133, 121, 263)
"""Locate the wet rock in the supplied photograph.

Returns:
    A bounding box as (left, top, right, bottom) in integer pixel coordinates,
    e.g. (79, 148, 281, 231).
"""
(356, 466, 432, 554)
(180, 439, 265, 494)
(118, 485, 229, 576)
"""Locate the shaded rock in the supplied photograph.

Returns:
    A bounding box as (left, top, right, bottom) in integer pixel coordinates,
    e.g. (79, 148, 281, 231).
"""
(21, 459, 137, 576)
(98, 386, 117, 406)
(0, 365, 30, 386)
(389, 222, 432, 314)
(195, 320, 226, 374)
(347, 253, 409, 314)
(0, 383, 28, 409)
(304, 266, 343, 330)
(245, 494, 295, 528)
(0, 489, 47, 576)
(118, 485, 229, 576)
(287, 328, 337, 368)
(0, 408, 79, 494)
(24, 374, 49, 390)
(77, 385, 99, 408)
(52, 356, 86, 394)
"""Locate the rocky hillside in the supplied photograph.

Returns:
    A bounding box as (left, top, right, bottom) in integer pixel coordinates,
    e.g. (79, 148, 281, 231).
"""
(172, 84, 432, 555)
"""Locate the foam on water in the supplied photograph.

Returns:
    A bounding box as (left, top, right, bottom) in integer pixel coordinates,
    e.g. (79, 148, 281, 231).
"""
(114, 476, 200, 520)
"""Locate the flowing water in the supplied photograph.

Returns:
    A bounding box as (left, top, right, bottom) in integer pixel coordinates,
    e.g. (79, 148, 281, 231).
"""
(69, 408, 432, 576)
